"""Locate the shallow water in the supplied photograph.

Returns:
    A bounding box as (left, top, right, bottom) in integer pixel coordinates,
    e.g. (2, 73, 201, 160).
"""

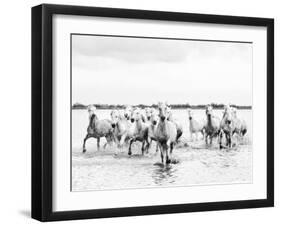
(72, 109, 252, 191)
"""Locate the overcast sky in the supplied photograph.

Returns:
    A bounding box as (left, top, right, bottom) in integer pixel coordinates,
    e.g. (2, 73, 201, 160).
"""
(72, 35, 252, 106)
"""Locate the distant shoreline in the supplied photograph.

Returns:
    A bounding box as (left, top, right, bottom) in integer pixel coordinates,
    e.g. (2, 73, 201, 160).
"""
(72, 103, 252, 110)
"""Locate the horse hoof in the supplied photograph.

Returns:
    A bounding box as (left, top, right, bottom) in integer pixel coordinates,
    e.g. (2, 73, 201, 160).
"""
(128, 151, 132, 156)
(166, 159, 171, 164)
(171, 158, 179, 164)
(82, 149, 86, 153)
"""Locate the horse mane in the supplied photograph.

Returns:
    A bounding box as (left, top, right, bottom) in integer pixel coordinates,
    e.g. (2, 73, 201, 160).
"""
(89, 113, 97, 128)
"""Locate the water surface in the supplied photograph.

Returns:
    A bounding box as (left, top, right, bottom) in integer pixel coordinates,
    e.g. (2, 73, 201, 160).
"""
(72, 109, 252, 191)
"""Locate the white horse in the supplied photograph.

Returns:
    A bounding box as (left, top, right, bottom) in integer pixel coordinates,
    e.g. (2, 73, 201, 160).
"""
(146, 108, 160, 152)
(128, 108, 150, 155)
(188, 109, 205, 141)
(166, 105, 183, 142)
(144, 107, 156, 122)
(82, 105, 114, 152)
(205, 105, 220, 145)
(231, 107, 247, 137)
(110, 109, 133, 148)
(123, 105, 133, 120)
(155, 102, 178, 164)
(219, 106, 248, 149)
(219, 105, 234, 148)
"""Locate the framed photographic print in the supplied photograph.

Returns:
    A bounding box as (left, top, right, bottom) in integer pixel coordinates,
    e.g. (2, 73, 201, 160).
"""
(32, 4, 274, 221)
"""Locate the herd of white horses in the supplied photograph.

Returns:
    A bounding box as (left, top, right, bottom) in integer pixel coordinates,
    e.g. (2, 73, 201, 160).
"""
(82, 102, 248, 165)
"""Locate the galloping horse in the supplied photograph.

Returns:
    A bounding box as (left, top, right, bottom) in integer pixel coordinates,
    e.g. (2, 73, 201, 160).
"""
(188, 109, 205, 141)
(146, 108, 160, 152)
(231, 107, 247, 138)
(205, 105, 220, 146)
(219, 105, 234, 149)
(128, 108, 150, 155)
(155, 102, 178, 164)
(166, 105, 183, 142)
(110, 109, 133, 148)
(82, 105, 114, 153)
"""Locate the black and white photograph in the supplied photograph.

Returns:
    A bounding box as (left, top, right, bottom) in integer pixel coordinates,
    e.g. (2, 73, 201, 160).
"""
(30, 3, 274, 222)
(71, 34, 253, 192)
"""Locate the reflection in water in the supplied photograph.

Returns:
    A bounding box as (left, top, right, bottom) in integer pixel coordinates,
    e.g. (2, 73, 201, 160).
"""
(152, 164, 178, 186)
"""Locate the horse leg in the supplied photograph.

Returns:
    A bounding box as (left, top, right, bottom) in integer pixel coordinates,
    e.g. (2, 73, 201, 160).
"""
(170, 142, 174, 161)
(82, 134, 90, 153)
(146, 139, 150, 154)
(144, 137, 151, 154)
(141, 140, 146, 155)
(228, 134, 232, 148)
(103, 135, 112, 149)
(162, 142, 170, 164)
(205, 134, 208, 145)
(224, 134, 227, 147)
(155, 142, 159, 153)
(168, 140, 173, 154)
(225, 134, 229, 147)
(128, 138, 135, 155)
(225, 132, 231, 148)
(161, 144, 167, 165)
(159, 145, 164, 163)
(115, 135, 122, 148)
(165, 147, 171, 164)
(219, 131, 223, 149)
(226, 133, 230, 147)
(119, 134, 127, 148)
(201, 129, 205, 140)
(97, 137, 100, 151)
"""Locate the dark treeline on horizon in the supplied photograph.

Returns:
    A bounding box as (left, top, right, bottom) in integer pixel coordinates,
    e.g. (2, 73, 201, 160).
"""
(72, 102, 252, 110)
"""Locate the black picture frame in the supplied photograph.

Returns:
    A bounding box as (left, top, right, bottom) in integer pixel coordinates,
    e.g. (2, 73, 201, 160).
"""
(32, 3, 274, 222)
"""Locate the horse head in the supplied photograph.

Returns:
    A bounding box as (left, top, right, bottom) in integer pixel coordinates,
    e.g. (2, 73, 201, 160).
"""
(124, 106, 133, 120)
(145, 107, 152, 121)
(131, 108, 142, 123)
(150, 109, 159, 125)
(87, 105, 96, 117)
(110, 109, 120, 128)
(205, 105, 213, 118)
(158, 102, 170, 122)
(231, 107, 238, 118)
(223, 105, 233, 126)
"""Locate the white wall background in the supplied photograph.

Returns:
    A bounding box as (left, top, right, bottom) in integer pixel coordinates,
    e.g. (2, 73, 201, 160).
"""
(0, 0, 279, 225)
